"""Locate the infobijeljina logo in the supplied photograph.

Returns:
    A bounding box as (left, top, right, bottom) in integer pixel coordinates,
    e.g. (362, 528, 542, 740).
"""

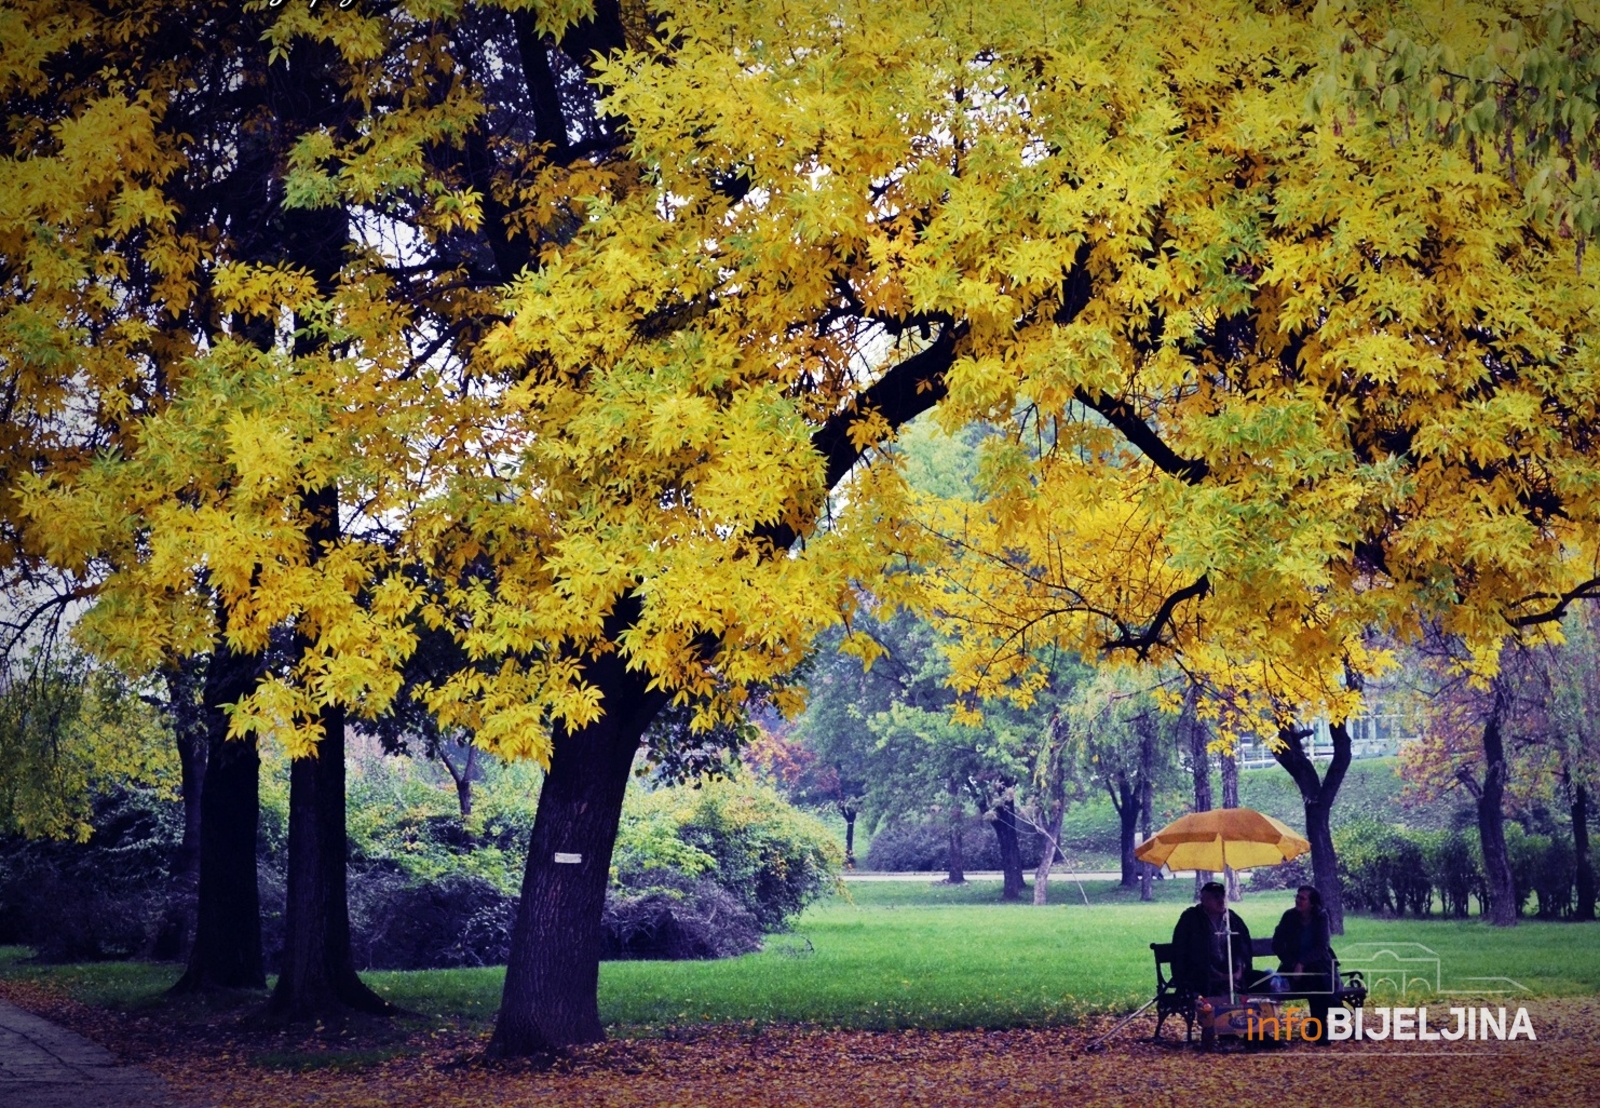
(1246, 942, 1537, 1046)
(1246, 1005, 1537, 1043)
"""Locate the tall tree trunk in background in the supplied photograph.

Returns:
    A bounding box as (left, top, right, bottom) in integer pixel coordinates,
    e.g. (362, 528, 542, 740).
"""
(1220, 744, 1241, 902)
(946, 781, 967, 884)
(170, 627, 265, 993)
(1471, 684, 1518, 927)
(840, 801, 858, 869)
(263, 33, 397, 1017)
(271, 699, 391, 1016)
(1033, 717, 1069, 905)
(1112, 774, 1139, 887)
(991, 789, 1026, 901)
(1136, 714, 1159, 901)
(269, 482, 392, 1018)
(1187, 687, 1214, 895)
(1031, 802, 1065, 906)
(1139, 731, 1155, 902)
(1573, 780, 1596, 921)
(440, 738, 476, 818)
(151, 653, 207, 961)
(1272, 721, 1352, 935)
(490, 635, 668, 1055)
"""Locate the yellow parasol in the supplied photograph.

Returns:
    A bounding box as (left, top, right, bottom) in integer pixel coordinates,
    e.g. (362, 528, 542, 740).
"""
(1133, 807, 1310, 871)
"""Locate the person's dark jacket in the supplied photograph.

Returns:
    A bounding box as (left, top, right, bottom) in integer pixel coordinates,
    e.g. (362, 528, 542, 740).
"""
(1271, 906, 1333, 986)
(1170, 903, 1252, 995)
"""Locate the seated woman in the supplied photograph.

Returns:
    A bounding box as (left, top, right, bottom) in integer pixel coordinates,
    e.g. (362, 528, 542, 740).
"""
(1272, 884, 1334, 1042)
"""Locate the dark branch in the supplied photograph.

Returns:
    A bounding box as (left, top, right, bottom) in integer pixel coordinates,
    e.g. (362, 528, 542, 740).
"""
(1072, 388, 1209, 484)
(1099, 575, 1210, 660)
(756, 323, 962, 552)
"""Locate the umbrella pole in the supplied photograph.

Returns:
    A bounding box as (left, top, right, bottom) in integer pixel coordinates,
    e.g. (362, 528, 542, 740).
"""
(1223, 844, 1235, 1004)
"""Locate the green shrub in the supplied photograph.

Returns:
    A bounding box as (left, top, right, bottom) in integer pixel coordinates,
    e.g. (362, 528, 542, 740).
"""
(1532, 834, 1577, 919)
(1503, 824, 1577, 919)
(621, 777, 841, 931)
(1419, 829, 1479, 918)
(1335, 818, 1431, 916)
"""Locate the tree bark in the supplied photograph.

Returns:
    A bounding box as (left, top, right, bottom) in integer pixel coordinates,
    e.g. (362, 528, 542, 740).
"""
(992, 790, 1026, 902)
(268, 481, 392, 1017)
(269, 700, 392, 1017)
(1574, 782, 1596, 921)
(170, 631, 265, 993)
(946, 783, 967, 884)
(1113, 775, 1139, 887)
(441, 739, 476, 818)
(841, 802, 857, 869)
(489, 646, 668, 1055)
(940, 787, 966, 883)
(1271, 721, 1352, 935)
(1033, 719, 1069, 905)
(1476, 688, 1518, 927)
(149, 653, 207, 961)
(1032, 799, 1065, 906)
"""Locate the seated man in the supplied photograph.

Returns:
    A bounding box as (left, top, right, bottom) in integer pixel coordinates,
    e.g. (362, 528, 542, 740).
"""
(1171, 880, 1253, 998)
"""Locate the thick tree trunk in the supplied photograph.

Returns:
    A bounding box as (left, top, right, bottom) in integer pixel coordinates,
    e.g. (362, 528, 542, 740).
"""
(945, 781, 966, 884)
(1574, 782, 1596, 921)
(841, 803, 857, 869)
(1114, 776, 1139, 887)
(1272, 721, 1352, 935)
(170, 633, 265, 993)
(269, 481, 391, 1017)
(150, 654, 207, 961)
(992, 792, 1026, 902)
(270, 701, 392, 1017)
(489, 652, 668, 1055)
(1477, 693, 1518, 927)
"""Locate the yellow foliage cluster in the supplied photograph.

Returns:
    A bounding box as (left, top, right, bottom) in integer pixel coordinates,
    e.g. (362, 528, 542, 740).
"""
(5, 0, 1600, 768)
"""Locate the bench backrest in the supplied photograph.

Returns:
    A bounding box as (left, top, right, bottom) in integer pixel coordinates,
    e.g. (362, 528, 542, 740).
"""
(1149, 939, 1271, 963)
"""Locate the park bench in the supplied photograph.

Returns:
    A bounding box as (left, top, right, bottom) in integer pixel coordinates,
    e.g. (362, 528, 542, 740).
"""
(1149, 937, 1367, 1043)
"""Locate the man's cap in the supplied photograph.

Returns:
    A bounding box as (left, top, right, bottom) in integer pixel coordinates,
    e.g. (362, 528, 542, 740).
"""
(1200, 881, 1226, 895)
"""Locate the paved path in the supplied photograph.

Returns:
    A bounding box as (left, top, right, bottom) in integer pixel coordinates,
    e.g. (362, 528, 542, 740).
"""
(0, 999, 175, 1108)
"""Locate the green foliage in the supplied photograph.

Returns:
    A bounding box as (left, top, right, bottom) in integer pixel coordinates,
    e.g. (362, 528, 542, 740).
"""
(622, 777, 842, 932)
(1418, 828, 1481, 918)
(0, 653, 177, 842)
(1340, 817, 1584, 920)
(0, 787, 182, 961)
(1335, 818, 1431, 917)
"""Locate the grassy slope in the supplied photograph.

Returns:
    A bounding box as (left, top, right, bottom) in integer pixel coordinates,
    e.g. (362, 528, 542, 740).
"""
(7, 874, 1593, 1036)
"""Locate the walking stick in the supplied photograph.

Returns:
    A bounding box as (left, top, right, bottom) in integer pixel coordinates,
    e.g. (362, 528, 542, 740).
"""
(1082, 996, 1157, 1053)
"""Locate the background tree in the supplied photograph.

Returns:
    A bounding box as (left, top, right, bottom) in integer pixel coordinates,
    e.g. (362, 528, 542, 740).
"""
(1537, 607, 1600, 919)
(1072, 667, 1178, 891)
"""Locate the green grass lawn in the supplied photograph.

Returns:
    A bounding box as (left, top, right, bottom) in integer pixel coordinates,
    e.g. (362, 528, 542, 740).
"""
(5, 878, 1596, 1036)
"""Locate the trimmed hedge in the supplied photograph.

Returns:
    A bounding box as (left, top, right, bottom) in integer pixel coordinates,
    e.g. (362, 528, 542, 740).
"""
(1335, 818, 1582, 919)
